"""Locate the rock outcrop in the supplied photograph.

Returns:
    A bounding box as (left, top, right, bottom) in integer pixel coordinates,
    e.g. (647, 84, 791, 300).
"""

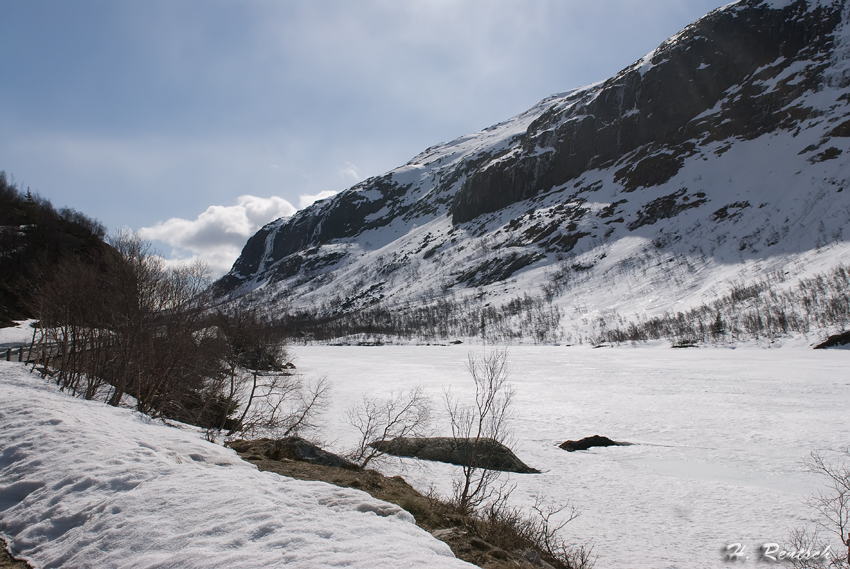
(228, 437, 358, 469)
(371, 437, 540, 474)
(559, 435, 631, 452)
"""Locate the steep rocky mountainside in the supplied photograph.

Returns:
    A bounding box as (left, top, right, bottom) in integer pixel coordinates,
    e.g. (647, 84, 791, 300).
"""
(215, 0, 850, 344)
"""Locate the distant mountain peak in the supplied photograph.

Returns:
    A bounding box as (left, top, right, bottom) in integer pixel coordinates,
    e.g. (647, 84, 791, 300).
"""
(214, 0, 850, 345)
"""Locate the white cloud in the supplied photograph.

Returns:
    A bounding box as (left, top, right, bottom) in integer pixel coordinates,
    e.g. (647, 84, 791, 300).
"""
(340, 161, 359, 182)
(139, 195, 296, 278)
(298, 190, 339, 209)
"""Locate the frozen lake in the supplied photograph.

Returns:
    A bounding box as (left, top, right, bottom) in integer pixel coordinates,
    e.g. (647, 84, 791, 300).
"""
(296, 344, 850, 569)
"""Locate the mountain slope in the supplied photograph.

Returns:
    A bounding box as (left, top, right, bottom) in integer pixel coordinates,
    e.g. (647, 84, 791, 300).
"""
(214, 0, 850, 344)
(0, 173, 110, 326)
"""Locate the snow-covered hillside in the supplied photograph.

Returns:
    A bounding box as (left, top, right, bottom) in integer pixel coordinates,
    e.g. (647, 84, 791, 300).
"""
(0, 362, 472, 568)
(214, 0, 850, 344)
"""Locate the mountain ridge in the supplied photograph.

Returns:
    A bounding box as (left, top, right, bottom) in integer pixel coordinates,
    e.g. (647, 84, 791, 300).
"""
(214, 0, 850, 345)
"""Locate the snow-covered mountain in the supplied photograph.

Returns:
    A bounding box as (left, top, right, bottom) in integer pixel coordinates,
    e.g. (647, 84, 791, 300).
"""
(214, 0, 850, 344)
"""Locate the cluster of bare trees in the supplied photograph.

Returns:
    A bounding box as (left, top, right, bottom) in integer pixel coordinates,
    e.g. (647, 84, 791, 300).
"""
(29, 232, 327, 440)
(271, 292, 564, 345)
(31, 232, 215, 416)
(212, 305, 329, 440)
(595, 265, 850, 346)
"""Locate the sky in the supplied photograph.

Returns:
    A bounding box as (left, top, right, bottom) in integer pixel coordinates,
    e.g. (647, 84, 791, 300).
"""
(1, 0, 731, 277)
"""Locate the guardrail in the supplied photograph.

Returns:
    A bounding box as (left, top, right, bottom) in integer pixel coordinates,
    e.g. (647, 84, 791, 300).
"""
(1, 343, 61, 364)
(1, 346, 28, 362)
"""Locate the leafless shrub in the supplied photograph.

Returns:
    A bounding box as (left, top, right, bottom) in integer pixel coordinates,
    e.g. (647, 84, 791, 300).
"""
(230, 372, 330, 440)
(346, 387, 432, 469)
(467, 486, 594, 569)
(803, 448, 850, 567)
(445, 347, 515, 514)
(776, 527, 834, 568)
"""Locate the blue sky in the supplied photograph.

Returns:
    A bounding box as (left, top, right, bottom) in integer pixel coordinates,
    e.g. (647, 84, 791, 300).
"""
(1, 0, 729, 276)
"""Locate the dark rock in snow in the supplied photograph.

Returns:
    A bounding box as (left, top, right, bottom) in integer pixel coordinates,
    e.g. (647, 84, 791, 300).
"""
(371, 437, 540, 473)
(813, 330, 850, 349)
(559, 435, 631, 452)
(228, 437, 357, 469)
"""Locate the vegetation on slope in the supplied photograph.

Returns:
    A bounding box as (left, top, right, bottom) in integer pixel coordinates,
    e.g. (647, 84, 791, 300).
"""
(0, 171, 108, 327)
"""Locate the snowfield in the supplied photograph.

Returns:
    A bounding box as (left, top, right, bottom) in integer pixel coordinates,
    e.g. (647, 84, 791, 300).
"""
(2, 343, 848, 569)
(0, 361, 472, 569)
(298, 344, 849, 569)
(0, 320, 35, 349)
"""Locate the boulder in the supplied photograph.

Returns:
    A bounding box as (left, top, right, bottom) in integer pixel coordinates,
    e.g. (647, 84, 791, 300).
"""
(228, 437, 357, 469)
(559, 435, 631, 452)
(370, 437, 539, 473)
(813, 330, 850, 349)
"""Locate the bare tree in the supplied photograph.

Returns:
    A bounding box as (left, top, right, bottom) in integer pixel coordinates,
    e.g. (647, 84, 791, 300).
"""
(212, 304, 330, 440)
(804, 448, 850, 567)
(780, 527, 834, 568)
(445, 347, 515, 514)
(346, 387, 432, 469)
(230, 371, 330, 440)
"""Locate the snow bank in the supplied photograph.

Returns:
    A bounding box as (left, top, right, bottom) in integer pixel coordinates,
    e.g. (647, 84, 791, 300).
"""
(0, 362, 472, 569)
(0, 321, 35, 348)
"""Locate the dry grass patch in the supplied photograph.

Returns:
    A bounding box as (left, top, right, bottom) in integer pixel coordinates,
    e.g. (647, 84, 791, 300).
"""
(230, 439, 593, 569)
(0, 538, 31, 569)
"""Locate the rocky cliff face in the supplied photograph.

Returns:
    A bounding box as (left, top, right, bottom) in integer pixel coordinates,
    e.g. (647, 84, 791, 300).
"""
(452, 0, 844, 223)
(215, 0, 850, 342)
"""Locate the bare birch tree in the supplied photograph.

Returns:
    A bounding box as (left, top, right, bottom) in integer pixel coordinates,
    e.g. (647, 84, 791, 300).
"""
(445, 347, 515, 514)
(346, 387, 432, 469)
(804, 448, 850, 567)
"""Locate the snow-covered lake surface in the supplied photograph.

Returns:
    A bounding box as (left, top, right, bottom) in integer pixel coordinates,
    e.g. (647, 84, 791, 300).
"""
(296, 344, 850, 569)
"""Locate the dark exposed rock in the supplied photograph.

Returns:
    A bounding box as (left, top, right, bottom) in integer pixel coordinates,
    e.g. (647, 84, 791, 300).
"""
(614, 153, 685, 194)
(628, 189, 708, 231)
(370, 437, 540, 474)
(829, 119, 850, 137)
(813, 330, 850, 349)
(810, 147, 843, 163)
(712, 201, 751, 222)
(228, 437, 357, 469)
(559, 435, 631, 452)
(456, 253, 543, 287)
(544, 231, 590, 253)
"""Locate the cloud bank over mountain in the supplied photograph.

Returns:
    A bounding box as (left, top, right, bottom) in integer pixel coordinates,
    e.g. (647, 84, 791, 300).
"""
(139, 195, 297, 276)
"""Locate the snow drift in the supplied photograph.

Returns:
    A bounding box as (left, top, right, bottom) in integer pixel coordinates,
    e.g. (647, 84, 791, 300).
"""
(0, 362, 472, 568)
